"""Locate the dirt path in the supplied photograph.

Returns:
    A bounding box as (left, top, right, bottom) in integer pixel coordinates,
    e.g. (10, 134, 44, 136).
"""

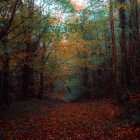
(0, 98, 140, 140)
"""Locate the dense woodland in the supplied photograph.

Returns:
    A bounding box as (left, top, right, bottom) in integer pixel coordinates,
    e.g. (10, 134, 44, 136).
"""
(0, 0, 140, 139)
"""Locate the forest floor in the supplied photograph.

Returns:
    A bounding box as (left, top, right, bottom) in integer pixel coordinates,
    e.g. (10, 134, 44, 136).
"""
(0, 96, 140, 140)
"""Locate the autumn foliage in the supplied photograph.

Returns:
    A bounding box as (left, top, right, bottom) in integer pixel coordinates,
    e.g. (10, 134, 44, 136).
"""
(0, 0, 140, 139)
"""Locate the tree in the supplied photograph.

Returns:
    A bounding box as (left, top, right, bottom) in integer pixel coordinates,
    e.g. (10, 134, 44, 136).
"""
(109, 0, 120, 86)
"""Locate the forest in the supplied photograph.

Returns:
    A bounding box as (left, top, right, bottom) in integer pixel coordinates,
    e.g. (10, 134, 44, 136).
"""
(0, 0, 140, 139)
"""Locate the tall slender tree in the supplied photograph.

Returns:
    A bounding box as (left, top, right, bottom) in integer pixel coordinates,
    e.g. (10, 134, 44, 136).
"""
(109, 0, 120, 86)
(118, 0, 130, 86)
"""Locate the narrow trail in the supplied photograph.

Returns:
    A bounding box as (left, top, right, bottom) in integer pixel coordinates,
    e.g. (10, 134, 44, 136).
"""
(0, 98, 140, 140)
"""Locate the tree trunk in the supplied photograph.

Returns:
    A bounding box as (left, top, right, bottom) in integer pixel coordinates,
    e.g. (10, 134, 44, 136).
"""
(1, 36, 10, 105)
(83, 66, 90, 99)
(119, 0, 130, 86)
(132, 0, 140, 83)
(109, 0, 120, 86)
(128, 2, 136, 85)
(38, 72, 44, 99)
(21, 64, 30, 100)
(0, 71, 2, 103)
